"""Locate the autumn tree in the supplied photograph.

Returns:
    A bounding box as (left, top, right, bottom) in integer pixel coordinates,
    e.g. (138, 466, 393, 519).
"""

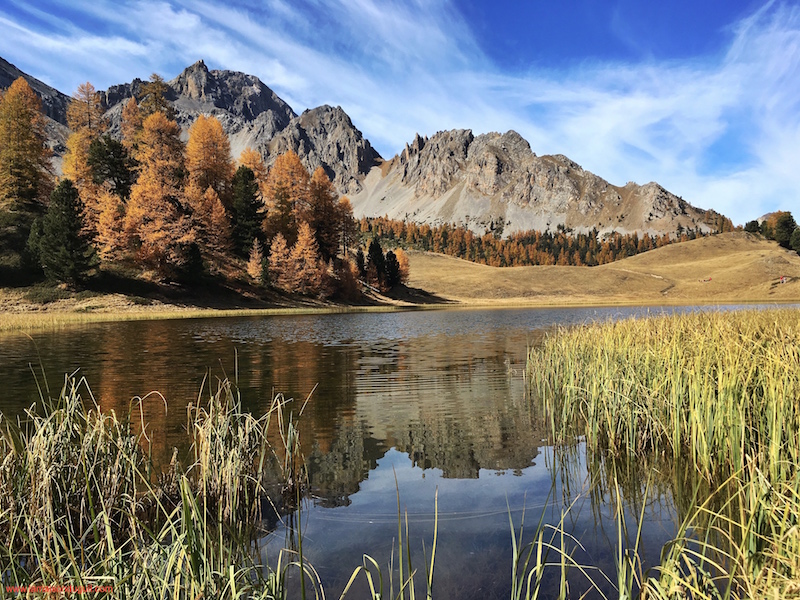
(66, 82, 105, 135)
(95, 189, 126, 260)
(121, 98, 143, 156)
(263, 151, 310, 245)
(239, 148, 268, 192)
(338, 196, 357, 257)
(269, 232, 293, 291)
(186, 115, 233, 202)
(230, 165, 262, 256)
(124, 112, 196, 277)
(0, 77, 51, 207)
(138, 74, 174, 119)
(291, 221, 326, 296)
(34, 179, 97, 284)
(247, 238, 267, 284)
(307, 166, 341, 262)
(395, 248, 410, 284)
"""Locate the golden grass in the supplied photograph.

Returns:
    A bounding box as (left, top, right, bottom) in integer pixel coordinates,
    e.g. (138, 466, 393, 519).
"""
(407, 232, 800, 305)
(527, 308, 800, 598)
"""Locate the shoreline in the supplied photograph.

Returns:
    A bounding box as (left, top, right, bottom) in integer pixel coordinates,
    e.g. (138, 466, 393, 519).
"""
(2, 291, 798, 334)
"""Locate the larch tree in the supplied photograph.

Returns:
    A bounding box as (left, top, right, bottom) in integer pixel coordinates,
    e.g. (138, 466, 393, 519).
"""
(290, 221, 325, 296)
(124, 112, 196, 276)
(395, 248, 410, 284)
(138, 74, 174, 119)
(338, 196, 357, 258)
(66, 82, 105, 135)
(263, 150, 310, 246)
(121, 97, 143, 156)
(238, 148, 268, 194)
(186, 115, 234, 203)
(0, 77, 51, 207)
(307, 166, 340, 262)
(269, 232, 293, 291)
(247, 238, 266, 284)
(95, 189, 126, 260)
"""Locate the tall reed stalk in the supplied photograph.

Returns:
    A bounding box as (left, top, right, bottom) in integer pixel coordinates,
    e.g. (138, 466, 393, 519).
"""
(527, 308, 800, 598)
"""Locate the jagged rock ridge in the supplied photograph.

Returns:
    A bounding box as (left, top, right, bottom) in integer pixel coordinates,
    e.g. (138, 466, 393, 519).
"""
(98, 60, 381, 194)
(351, 128, 725, 237)
(2, 56, 727, 236)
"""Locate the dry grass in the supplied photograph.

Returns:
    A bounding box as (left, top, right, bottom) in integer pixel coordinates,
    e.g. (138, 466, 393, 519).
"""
(407, 232, 800, 305)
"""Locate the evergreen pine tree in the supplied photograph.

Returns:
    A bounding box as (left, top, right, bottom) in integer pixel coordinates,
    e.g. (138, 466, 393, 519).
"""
(384, 250, 401, 288)
(355, 247, 365, 277)
(366, 237, 385, 287)
(37, 179, 97, 284)
(231, 165, 262, 256)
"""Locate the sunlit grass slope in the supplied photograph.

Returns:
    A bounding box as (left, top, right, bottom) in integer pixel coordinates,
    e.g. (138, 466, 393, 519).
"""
(407, 232, 800, 304)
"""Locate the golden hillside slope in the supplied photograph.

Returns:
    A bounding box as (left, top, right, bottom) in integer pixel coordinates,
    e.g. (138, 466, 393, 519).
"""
(407, 232, 800, 305)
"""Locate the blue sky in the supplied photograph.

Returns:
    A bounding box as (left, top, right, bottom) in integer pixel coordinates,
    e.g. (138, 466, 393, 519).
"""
(0, 0, 798, 225)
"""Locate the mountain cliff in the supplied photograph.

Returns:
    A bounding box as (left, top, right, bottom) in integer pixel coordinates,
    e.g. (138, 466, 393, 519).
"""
(351, 129, 726, 237)
(1, 56, 727, 237)
(98, 60, 381, 193)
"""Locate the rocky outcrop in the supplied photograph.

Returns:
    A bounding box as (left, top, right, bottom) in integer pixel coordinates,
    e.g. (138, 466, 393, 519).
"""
(267, 105, 381, 195)
(352, 128, 723, 237)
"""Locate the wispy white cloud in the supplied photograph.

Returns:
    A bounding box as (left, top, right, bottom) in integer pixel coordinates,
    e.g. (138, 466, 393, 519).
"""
(0, 0, 797, 224)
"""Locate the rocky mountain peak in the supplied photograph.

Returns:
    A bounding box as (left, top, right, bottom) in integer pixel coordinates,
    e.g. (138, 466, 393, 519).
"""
(267, 104, 382, 194)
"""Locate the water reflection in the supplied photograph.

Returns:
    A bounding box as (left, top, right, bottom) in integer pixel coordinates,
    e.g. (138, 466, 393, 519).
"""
(0, 304, 785, 598)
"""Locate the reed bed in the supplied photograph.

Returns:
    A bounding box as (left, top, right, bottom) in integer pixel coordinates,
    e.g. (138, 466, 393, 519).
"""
(0, 373, 316, 599)
(527, 307, 800, 598)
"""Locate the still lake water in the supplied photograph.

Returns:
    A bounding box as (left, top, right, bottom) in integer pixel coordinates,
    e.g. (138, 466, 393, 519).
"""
(0, 305, 778, 598)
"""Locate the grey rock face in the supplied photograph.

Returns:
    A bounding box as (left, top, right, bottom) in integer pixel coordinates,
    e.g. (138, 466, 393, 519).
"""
(352, 128, 723, 237)
(267, 105, 381, 194)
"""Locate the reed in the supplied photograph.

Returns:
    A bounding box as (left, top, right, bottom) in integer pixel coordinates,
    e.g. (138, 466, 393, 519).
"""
(0, 372, 316, 599)
(527, 307, 800, 598)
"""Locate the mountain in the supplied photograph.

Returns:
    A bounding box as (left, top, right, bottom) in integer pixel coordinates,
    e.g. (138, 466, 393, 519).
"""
(1, 56, 727, 237)
(98, 60, 381, 194)
(350, 129, 727, 237)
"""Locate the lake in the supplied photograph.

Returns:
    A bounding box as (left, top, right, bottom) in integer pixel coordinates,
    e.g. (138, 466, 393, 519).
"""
(0, 304, 778, 598)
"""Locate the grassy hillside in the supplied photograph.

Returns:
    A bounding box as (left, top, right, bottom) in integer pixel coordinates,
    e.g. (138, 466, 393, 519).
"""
(407, 232, 800, 304)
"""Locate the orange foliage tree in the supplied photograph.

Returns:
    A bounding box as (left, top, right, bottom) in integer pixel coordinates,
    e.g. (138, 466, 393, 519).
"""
(186, 115, 234, 203)
(0, 77, 51, 206)
(263, 150, 310, 245)
(124, 112, 196, 276)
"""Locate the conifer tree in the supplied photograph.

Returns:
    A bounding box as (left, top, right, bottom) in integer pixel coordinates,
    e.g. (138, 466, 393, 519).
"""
(95, 189, 126, 260)
(186, 115, 233, 203)
(263, 151, 309, 245)
(138, 74, 174, 119)
(385, 250, 401, 288)
(355, 247, 365, 278)
(0, 77, 51, 207)
(124, 112, 195, 276)
(269, 232, 293, 291)
(291, 221, 325, 295)
(121, 98, 143, 156)
(66, 82, 105, 134)
(395, 248, 410, 284)
(247, 238, 266, 284)
(307, 166, 340, 262)
(88, 136, 134, 200)
(338, 196, 357, 258)
(238, 148, 268, 194)
(231, 165, 262, 256)
(366, 237, 385, 287)
(36, 179, 97, 284)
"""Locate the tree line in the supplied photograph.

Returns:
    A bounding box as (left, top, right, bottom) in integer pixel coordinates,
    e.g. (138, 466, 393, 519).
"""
(745, 212, 800, 255)
(359, 217, 713, 268)
(0, 75, 407, 298)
